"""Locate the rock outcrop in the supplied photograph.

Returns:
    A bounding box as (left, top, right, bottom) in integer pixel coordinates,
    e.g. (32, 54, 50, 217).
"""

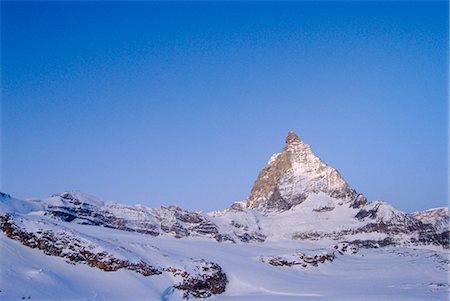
(0, 213, 228, 299)
(0, 214, 161, 276)
(166, 260, 228, 299)
(260, 243, 358, 268)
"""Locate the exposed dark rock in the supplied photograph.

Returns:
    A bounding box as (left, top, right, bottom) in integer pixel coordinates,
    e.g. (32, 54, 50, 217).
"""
(355, 209, 374, 220)
(265, 188, 292, 211)
(292, 220, 448, 249)
(262, 252, 336, 268)
(349, 194, 368, 209)
(0, 214, 161, 276)
(237, 232, 266, 243)
(349, 237, 395, 248)
(0, 192, 11, 199)
(164, 260, 228, 299)
(173, 208, 203, 224)
(262, 243, 357, 268)
(313, 206, 335, 213)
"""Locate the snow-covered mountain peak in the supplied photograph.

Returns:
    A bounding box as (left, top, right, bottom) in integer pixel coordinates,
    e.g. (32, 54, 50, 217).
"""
(413, 207, 449, 219)
(354, 200, 408, 224)
(413, 207, 449, 233)
(49, 190, 105, 207)
(241, 131, 366, 212)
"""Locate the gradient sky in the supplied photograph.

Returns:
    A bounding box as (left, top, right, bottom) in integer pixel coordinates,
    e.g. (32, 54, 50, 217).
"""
(1, 1, 448, 212)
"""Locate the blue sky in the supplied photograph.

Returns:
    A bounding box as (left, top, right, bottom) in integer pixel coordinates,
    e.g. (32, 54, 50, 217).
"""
(1, 1, 448, 212)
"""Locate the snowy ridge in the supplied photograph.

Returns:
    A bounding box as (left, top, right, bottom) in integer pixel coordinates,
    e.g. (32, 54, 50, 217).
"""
(213, 193, 447, 248)
(2, 189, 446, 248)
(35, 191, 234, 242)
(413, 207, 449, 233)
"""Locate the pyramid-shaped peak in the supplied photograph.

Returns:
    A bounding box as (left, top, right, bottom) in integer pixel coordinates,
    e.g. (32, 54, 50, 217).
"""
(285, 131, 302, 145)
(242, 131, 366, 212)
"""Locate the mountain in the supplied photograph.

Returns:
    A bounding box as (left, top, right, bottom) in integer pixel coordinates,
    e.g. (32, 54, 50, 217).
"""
(413, 207, 449, 233)
(0, 192, 228, 300)
(0, 191, 233, 242)
(238, 131, 366, 211)
(0, 131, 448, 300)
(213, 132, 448, 248)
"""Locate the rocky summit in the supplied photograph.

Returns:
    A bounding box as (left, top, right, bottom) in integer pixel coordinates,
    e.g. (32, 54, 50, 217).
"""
(0, 131, 448, 300)
(241, 131, 366, 211)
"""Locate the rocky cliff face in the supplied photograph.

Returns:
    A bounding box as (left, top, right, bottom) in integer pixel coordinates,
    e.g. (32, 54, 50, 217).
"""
(0, 214, 162, 276)
(43, 191, 234, 242)
(240, 131, 366, 212)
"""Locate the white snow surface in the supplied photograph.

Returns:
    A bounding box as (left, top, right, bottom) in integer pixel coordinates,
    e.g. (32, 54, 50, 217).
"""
(1, 191, 449, 300)
(1, 227, 449, 301)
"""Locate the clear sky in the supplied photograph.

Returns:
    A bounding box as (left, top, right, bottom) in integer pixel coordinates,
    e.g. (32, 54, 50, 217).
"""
(1, 1, 448, 212)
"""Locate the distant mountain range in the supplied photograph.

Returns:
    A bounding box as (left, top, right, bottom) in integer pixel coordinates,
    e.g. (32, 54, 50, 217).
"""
(1, 131, 448, 300)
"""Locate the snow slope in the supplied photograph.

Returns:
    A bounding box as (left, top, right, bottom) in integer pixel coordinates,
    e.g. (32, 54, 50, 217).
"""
(2, 191, 448, 300)
(1, 228, 449, 300)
